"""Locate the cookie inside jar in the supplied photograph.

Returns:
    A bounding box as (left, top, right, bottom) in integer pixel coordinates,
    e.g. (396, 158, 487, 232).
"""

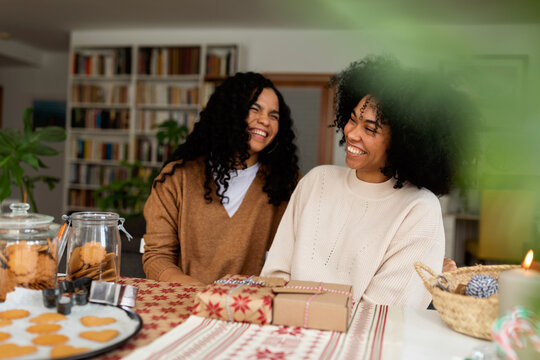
(0, 203, 59, 301)
(65, 212, 122, 283)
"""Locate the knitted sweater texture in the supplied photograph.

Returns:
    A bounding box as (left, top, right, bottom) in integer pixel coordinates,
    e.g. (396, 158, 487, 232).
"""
(261, 165, 444, 308)
(143, 158, 287, 284)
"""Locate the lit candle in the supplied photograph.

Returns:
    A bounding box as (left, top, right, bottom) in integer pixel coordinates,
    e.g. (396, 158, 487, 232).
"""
(498, 250, 540, 316)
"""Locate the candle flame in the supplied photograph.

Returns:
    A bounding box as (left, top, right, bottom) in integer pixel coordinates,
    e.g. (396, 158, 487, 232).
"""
(523, 250, 534, 269)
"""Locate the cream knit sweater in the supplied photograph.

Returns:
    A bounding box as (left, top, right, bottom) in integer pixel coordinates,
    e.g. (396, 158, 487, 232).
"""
(261, 165, 444, 308)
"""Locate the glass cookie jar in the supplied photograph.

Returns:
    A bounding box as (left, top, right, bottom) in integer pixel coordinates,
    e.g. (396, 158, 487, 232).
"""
(0, 203, 60, 301)
(64, 212, 131, 283)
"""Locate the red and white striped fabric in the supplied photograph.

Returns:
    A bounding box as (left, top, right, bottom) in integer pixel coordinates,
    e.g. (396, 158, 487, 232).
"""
(124, 302, 403, 360)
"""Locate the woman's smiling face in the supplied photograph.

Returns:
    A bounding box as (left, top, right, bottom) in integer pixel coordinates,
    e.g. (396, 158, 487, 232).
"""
(344, 95, 391, 183)
(245, 87, 280, 166)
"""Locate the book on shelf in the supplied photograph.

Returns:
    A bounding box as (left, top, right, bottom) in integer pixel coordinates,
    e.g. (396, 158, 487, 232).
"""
(136, 83, 199, 105)
(73, 139, 128, 161)
(206, 46, 237, 77)
(72, 48, 131, 76)
(135, 137, 154, 162)
(71, 84, 129, 104)
(68, 189, 96, 208)
(138, 46, 200, 75)
(70, 164, 129, 186)
(71, 109, 129, 129)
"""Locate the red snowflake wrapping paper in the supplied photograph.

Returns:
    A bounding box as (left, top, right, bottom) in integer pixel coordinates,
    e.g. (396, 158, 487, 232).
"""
(192, 274, 286, 325)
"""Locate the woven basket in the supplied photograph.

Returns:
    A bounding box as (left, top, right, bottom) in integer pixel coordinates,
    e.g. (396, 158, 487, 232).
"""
(414, 262, 518, 340)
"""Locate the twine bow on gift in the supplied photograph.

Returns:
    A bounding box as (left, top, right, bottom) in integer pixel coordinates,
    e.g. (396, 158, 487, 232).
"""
(213, 276, 266, 322)
(282, 282, 353, 328)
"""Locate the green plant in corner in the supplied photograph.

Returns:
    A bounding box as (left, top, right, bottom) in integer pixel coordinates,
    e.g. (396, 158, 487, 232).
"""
(154, 119, 188, 161)
(93, 119, 188, 219)
(93, 160, 158, 220)
(0, 108, 66, 212)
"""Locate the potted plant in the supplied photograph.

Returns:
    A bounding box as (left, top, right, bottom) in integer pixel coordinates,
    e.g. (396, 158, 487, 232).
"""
(92, 119, 188, 278)
(92, 119, 188, 218)
(0, 108, 66, 212)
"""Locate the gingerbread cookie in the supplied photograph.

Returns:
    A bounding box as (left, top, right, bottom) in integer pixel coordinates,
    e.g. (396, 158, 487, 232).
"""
(0, 268, 16, 302)
(32, 334, 69, 346)
(0, 332, 10, 341)
(0, 319, 11, 327)
(80, 315, 116, 327)
(27, 323, 62, 334)
(35, 253, 57, 289)
(7, 242, 38, 284)
(68, 245, 117, 281)
(50, 345, 90, 359)
(79, 329, 119, 342)
(30, 312, 67, 323)
(0, 309, 30, 320)
(80, 242, 106, 266)
(0, 343, 37, 358)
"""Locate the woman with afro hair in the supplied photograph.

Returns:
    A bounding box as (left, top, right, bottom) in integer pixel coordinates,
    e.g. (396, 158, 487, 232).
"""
(262, 55, 476, 308)
(143, 72, 299, 286)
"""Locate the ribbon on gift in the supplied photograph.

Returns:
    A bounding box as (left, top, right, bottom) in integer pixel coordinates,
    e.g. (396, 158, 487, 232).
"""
(213, 276, 266, 322)
(492, 306, 540, 360)
(280, 282, 353, 328)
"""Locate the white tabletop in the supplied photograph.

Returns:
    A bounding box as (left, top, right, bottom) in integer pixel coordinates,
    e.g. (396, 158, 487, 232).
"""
(402, 308, 491, 360)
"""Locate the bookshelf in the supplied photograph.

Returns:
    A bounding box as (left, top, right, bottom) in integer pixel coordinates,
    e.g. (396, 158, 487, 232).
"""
(64, 43, 239, 213)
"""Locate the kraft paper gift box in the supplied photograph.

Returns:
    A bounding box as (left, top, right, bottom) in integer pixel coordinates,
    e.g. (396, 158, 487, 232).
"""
(192, 274, 286, 325)
(272, 280, 353, 332)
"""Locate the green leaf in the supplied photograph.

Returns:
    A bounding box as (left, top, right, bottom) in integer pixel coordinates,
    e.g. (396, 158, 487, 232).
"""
(32, 143, 59, 156)
(0, 130, 18, 149)
(23, 108, 33, 136)
(0, 155, 10, 168)
(9, 162, 24, 186)
(20, 153, 39, 170)
(32, 127, 66, 142)
(37, 159, 47, 168)
(0, 170, 12, 201)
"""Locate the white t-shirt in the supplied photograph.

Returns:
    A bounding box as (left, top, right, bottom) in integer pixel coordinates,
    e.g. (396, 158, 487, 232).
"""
(214, 163, 260, 217)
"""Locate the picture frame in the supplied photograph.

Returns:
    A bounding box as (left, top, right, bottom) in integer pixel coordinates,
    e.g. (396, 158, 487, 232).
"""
(32, 99, 66, 129)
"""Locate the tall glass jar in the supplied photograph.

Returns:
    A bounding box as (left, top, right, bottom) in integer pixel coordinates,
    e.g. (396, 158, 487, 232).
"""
(0, 203, 59, 301)
(65, 212, 125, 283)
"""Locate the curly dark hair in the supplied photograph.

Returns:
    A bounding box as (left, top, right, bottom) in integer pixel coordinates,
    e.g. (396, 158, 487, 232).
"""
(331, 55, 478, 195)
(155, 72, 299, 205)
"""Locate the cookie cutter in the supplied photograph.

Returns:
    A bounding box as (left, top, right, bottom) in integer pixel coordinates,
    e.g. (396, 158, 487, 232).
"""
(89, 281, 138, 308)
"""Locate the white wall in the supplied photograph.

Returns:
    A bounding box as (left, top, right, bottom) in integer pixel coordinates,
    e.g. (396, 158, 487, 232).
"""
(1, 24, 539, 221)
(72, 25, 540, 167)
(0, 51, 68, 222)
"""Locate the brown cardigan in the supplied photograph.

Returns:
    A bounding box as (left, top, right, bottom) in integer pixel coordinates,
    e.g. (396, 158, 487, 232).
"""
(142, 158, 287, 284)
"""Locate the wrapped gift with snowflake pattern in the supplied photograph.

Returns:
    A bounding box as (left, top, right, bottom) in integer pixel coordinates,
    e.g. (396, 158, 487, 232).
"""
(192, 274, 286, 325)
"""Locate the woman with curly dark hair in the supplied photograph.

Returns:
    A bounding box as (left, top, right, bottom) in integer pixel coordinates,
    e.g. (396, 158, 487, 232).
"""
(143, 72, 299, 285)
(262, 55, 476, 308)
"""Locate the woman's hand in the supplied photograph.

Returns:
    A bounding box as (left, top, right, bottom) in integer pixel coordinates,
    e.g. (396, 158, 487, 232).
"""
(158, 267, 206, 287)
(443, 257, 457, 272)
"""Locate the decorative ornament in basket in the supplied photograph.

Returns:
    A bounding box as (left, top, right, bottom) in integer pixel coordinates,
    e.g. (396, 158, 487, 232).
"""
(414, 262, 519, 340)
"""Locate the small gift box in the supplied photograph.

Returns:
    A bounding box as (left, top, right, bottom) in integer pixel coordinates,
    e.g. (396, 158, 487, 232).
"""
(272, 280, 352, 332)
(193, 274, 286, 325)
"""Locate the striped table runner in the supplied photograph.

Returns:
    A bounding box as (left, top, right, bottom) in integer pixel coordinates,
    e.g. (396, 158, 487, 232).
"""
(124, 302, 402, 359)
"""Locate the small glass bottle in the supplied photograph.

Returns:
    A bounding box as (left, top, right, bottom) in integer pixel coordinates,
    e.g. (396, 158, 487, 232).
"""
(64, 212, 130, 283)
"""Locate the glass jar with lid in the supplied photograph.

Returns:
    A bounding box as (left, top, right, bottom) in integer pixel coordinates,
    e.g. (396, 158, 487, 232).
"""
(0, 203, 60, 301)
(64, 212, 130, 283)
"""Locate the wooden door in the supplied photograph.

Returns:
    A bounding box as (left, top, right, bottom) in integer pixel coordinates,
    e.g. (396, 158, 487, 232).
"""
(265, 74, 335, 175)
